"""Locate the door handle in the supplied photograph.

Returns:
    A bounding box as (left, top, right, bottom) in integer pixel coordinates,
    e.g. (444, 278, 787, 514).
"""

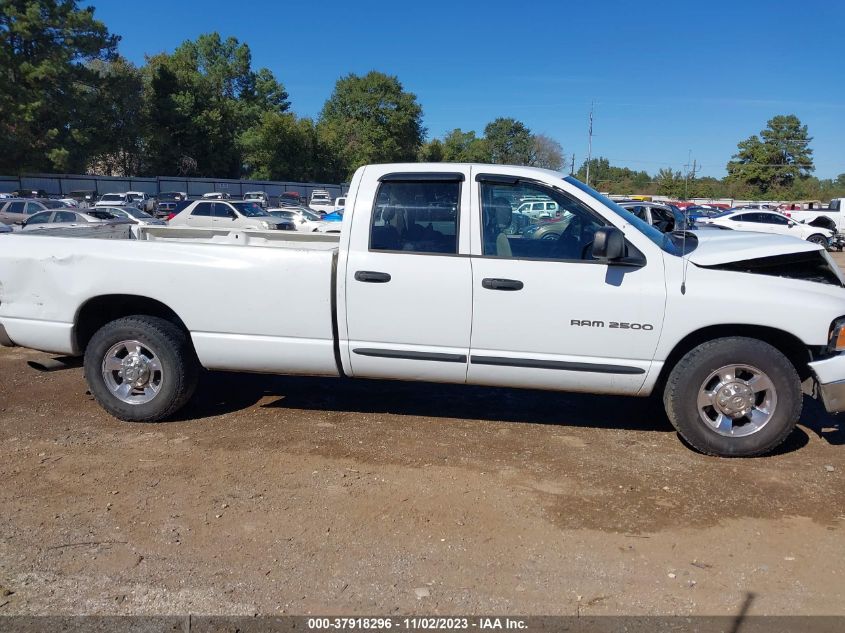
(482, 278, 524, 291)
(355, 270, 392, 283)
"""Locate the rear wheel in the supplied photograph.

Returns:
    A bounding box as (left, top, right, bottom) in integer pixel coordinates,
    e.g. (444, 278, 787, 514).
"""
(663, 337, 802, 457)
(84, 315, 198, 422)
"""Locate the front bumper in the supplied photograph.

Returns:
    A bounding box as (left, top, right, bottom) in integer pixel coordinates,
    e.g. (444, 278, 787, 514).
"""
(809, 354, 845, 413)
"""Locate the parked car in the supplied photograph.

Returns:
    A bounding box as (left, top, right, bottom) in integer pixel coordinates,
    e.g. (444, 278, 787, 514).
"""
(19, 209, 120, 231)
(95, 193, 130, 207)
(0, 193, 12, 200)
(158, 191, 187, 202)
(515, 199, 560, 219)
(280, 191, 303, 205)
(268, 207, 327, 232)
(309, 189, 334, 214)
(243, 191, 270, 208)
(52, 197, 79, 208)
(201, 192, 231, 200)
(4, 163, 845, 459)
(697, 210, 834, 247)
(685, 205, 727, 221)
(125, 191, 157, 213)
(95, 205, 167, 227)
(0, 198, 68, 225)
(157, 200, 191, 220)
(167, 200, 295, 230)
(12, 189, 48, 199)
(780, 198, 845, 233)
(68, 190, 98, 208)
(617, 201, 693, 232)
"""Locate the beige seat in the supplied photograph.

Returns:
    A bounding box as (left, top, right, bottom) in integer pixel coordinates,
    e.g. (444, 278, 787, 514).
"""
(483, 197, 513, 257)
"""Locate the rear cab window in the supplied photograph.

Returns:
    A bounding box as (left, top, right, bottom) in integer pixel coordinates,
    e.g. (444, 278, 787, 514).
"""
(369, 177, 461, 254)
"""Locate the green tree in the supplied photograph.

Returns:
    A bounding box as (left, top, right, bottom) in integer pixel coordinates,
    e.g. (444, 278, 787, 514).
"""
(317, 71, 424, 181)
(654, 167, 684, 197)
(140, 32, 289, 177)
(576, 157, 651, 193)
(0, 0, 118, 172)
(726, 114, 814, 194)
(484, 117, 533, 165)
(441, 128, 489, 162)
(84, 57, 145, 175)
(241, 112, 330, 182)
(419, 139, 444, 162)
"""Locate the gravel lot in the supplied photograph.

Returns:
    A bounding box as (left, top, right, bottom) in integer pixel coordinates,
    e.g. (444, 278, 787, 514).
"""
(1, 257, 844, 616)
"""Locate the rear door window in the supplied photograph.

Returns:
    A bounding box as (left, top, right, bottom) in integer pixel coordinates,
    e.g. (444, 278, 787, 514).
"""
(55, 211, 78, 223)
(191, 202, 213, 217)
(370, 180, 460, 254)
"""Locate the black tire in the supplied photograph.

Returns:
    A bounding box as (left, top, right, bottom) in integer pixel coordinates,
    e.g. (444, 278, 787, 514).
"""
(84, 315, 198, 422)
(807, 234, 830, 249)
(663, 337, 802, 457)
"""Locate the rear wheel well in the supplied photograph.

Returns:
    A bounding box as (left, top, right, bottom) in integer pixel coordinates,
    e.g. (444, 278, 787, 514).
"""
(74, 295, 188, 354)
(655, 325, 813, 394)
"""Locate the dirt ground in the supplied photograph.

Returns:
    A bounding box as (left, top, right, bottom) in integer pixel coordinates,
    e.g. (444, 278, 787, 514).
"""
(2, 262, 845, 616)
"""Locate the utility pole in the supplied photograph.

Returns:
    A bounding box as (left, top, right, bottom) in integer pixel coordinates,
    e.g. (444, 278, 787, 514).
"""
(570, 153, 575, 176)
(585, 101, 594, 186)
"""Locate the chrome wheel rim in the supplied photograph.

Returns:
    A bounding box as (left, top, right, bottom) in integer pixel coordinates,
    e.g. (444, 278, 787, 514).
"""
(697, 364, 777, 437)
(102, 339, 163, 405)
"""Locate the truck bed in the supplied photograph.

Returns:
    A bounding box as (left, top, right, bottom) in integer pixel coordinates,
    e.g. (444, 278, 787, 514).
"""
(0, 228, 342, 376)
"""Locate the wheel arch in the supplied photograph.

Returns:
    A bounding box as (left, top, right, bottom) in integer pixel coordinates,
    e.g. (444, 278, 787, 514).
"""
(655, 324, 814, 394)
(73, 294, 190, 354)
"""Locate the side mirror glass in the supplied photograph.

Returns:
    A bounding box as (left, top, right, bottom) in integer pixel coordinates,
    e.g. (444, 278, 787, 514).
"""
(591, 226, 626, 261)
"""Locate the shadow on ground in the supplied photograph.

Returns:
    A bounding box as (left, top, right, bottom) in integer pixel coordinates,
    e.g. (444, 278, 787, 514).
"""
(178, 370, 842, 450)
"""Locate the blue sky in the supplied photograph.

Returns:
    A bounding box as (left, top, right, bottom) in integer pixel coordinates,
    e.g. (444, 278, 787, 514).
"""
(91, 0, 844, 178)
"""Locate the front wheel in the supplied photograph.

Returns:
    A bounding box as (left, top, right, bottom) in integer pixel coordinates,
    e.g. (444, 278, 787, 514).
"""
(84, 315, 198, 422)
(807, 234, 830, 249)
(663, 337, 802, 457)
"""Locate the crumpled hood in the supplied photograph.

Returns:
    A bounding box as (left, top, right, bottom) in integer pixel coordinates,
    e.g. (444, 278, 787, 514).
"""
(686, 230, 822, 266)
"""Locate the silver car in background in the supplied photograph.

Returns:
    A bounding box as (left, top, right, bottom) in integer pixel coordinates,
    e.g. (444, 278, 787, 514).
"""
(20, 209, 123, 231)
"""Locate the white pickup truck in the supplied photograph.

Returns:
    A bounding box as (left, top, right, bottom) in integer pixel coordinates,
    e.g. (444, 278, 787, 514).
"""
(782, 198, 845, 234)
(2, 164, 845, 458)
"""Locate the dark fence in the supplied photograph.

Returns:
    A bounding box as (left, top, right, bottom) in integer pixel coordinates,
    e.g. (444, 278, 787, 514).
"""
(0, 173, 349, 203)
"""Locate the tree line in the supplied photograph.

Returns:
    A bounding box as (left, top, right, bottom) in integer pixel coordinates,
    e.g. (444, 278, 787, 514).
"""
(2, 0, 843, 200)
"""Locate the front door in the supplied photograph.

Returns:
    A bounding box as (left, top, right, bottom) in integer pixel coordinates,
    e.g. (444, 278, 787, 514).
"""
(343, 170, 473, 383)
(467, 173, 666, 395)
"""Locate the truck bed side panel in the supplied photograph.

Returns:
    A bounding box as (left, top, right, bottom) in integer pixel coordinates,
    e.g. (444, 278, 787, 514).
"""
(0, 235, 339, 376)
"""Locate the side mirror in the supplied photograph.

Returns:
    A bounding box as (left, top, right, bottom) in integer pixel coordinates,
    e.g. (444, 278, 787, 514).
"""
(591, 226, 626, 261)
(788, 221, 796, 227)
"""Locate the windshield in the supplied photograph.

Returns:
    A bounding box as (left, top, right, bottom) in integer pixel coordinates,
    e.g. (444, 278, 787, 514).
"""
(300, 208, 321, 221)
(564, 176, 696, 256)
(101, 194, 123, 201)
(231, 202, 269, 217)
(119, 206, 152, 219)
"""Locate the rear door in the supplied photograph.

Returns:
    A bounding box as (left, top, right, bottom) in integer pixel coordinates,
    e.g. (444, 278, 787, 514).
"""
(186, 201, 214, 228)
(467, 171, 666, 395)
(343, 169, 473, 383)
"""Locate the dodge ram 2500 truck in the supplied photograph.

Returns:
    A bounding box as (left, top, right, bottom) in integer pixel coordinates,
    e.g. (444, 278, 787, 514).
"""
(2, 163, 845, 458)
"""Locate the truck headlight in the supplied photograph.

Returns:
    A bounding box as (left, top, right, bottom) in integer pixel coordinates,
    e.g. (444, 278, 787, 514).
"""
(829, 318, 845, 352)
